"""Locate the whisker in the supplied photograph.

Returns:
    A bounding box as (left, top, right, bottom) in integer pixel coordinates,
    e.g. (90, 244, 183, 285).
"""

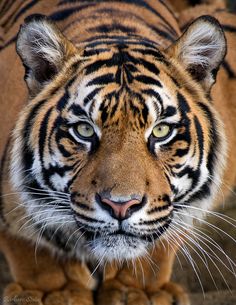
(174, 217, 236, 271)
(171, 223, 226, 291)
(174, 210, 236, 245)
(176, 222, 234, 290)
(174, 203, 236, 227)
(25, 186, 70, 198)
(166, 228, 205, 296)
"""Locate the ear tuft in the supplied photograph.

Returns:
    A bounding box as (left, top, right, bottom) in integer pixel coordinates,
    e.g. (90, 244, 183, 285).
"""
(16, 15, 77, 96)
(167, 15, 226, 91)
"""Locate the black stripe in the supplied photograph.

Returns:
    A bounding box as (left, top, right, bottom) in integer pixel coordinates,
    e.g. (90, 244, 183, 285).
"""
(79, 220, 171, 243)
(58, 0, 178, 34)
(84, 87, 101, 105)
(183, 102, 218, 203)
(194, 115, 204, 163)
(222, 24, 236, 33)
(26, 179, 51, 200)
(38, 108, 53, 166)
(0, 35, 17, 51)
(85, 58, 110, 75)
(95, 7, 176, 40)
(186, 0, 203, 5)
(177, 92, 190, 112)
(84, 36, 157, 48)
(135, 75, 162, 87)
(23, 100, 46, 172)
(57, 77, 76, 111)
(55, 128, 80, 158)
(99, 102, 109, 124)
(69, 104, 87, 116)
(76, 212, 105, 223)
(0, 0, 17, 19)
(38, 107, 61, 191)
(1, 0, 25, 27)
(136, 58, 160, 76)
(162, 106, 177, 118)
(85, 49, 140, 75)
(57, 91, 70, 111)
(89, 23, 136, 34)
(174, 148, 189, 158)
(83, 47, 110, 57)
(147, 202, 172, 214)
(87, 73, 114, 86)
(49, 4, 96, 21)
(197, 102, 218, 175)
(37, 225, 76, 253)
(142, 89, 163, 108)
(8, 0, 39, 28)
(132, 48, 168, 64)
(159, 0, 177, 24)
(145, 219, 171, 242)
(222, 60, 236, 78)
(74, 202, 94, 211)
(139, 215, 170, 225)
(149, 24, 175, 41)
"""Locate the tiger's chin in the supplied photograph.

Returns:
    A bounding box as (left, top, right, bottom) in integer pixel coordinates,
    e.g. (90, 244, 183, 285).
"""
(79, 220, 172, 261)
(88, 234, 149, 261)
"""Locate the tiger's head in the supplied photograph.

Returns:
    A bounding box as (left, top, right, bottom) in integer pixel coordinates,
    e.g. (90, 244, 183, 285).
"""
(11, 14, 226, 261)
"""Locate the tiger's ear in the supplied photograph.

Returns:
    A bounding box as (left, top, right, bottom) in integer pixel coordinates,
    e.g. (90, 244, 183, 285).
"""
(16, 14, 77, 96)
(167, 15, 226, 91)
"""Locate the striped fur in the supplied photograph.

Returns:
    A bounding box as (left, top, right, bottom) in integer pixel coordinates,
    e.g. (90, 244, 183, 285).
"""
(0, 1, 236, 303)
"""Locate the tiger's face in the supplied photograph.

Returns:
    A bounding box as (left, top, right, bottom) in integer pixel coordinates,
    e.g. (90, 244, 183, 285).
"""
(11, 15, 226, 261)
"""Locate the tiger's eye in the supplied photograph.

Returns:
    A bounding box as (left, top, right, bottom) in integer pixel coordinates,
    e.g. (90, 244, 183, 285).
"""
(152, 124, 171, 139)
(76, 122, 94, 138)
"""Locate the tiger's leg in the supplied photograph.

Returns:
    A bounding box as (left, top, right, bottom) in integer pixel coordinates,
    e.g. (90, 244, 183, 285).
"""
(0, 231, 95, 305)
(97, 240, 190, 305)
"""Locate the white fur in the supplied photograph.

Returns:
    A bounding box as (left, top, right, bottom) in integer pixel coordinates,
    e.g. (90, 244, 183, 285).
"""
(18, 19, 63, 66)
(179, 20, 225, 68)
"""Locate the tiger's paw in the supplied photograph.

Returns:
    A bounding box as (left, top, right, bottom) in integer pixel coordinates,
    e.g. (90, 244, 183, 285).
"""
(3, 283, 94, 305)
(149, 282, 190, 305)
(97, 281, 190, 305)
(3, 283, 43, 305)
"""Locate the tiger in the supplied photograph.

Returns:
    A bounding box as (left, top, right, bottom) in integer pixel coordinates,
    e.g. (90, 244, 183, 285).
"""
(0, 0, 236, 304)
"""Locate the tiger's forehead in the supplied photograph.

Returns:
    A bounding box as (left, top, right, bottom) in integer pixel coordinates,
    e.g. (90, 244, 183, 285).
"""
(64, 43, 180, 128)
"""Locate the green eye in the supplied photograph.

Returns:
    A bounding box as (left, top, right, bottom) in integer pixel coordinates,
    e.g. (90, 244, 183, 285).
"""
(152, 124, 171, 139)
(75, 122, 94, 138)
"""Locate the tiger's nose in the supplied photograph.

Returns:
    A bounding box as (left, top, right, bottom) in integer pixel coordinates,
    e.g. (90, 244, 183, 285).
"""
(96, 194, 146, 220)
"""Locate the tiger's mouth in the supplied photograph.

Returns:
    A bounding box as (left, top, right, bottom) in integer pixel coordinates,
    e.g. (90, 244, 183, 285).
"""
(71, 193, 173, 259)
(80, 224, 171, 260)
(75, 216, 172, 260)
(79, 224, 171, 243)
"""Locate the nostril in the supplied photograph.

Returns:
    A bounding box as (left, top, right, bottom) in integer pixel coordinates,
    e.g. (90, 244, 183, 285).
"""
(95, 193, 147, 220)
(128, 195, 147, 215)
(95, 193, 114, 217)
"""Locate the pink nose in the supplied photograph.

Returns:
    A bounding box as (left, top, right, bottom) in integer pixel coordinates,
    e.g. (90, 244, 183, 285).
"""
(100, 197, 142, 220)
